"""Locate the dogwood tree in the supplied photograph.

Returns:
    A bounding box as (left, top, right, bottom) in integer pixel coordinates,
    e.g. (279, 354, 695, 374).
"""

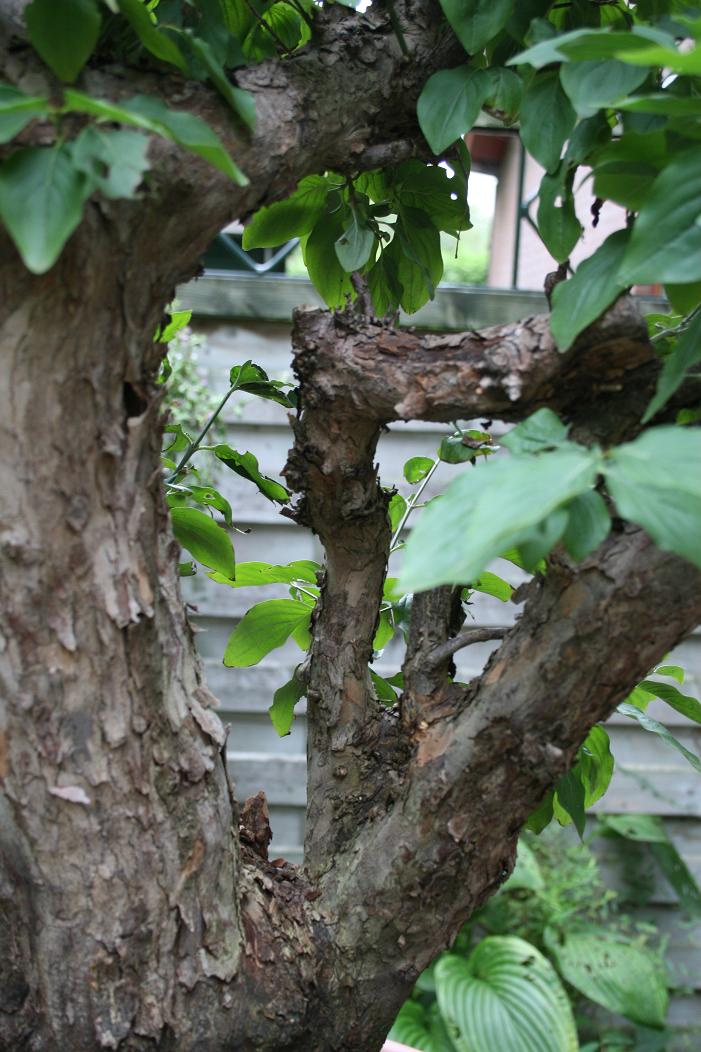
(1, 1, 700, 1049)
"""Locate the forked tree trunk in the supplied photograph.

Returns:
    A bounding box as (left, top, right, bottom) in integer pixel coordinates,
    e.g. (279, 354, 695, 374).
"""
(2, 5, 701, 1048)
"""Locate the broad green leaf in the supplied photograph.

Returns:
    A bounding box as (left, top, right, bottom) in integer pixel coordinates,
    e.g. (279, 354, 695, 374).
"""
(516, 507, 569, 570)
(157, 307, 192, 343)
(649, 838, 701, 917)
(417, 66, 490, 155)
(526, 790, 555, 834)
(404, 456, 434, 484)
(537, 169, 582, 263)
(508, 26, 674, 68)
(617, 92, 701, 116)
(228, 361, 295, 408)
(0, 83, 49, 143)
(70, 126, 150, 198)
(170, 506, 235, 578)
(603, 426, 701, 569)
(389, 999, 455, 1052)
(213, 444, 290, 503)
(618, 702, 701, 775)
(223, 599, 311, 667)
(389, 160, 471, 234)
(163, 422, 191, 453)
(655, 664, 685, 684)
(64, 90, 247, 184)
(520, 71, 576, 173)
(243, 1, 307, 60)
(593, 159, 658, 212)
(502, 838, 545, 892)
(179, 560, 196, 577)
(388, 492, 407, 533)
(182, 34, 255, 129)
(619, 147, 701, 285)
(545, 927, 668, 1027)
(400, 447, 602, 592)
(209, 559, 319, 588)
(26, 0, 101, 82)
(665, 281, 701, 315)
(370, 669, 400, 706)
(470, 570, 513, 602)
(553, 769, 587, 836)
(303, 212, 354, 309)
(435, 937, 578, 1052)
(335, 215, 376, 272)
(117, 0, 187, 71)
(483, 66, 522, 123)
(637, 679, 701, 725)
(578, 724, 614, 806)
(396, 209, 443, 311)
(373, 610, 394, 651)
(438, 429, 495, 463)
(187, 485, 233, 527)
(600, 813, 668, 844)
(613, 42, 701, 74)
(550, 229, 630, 351)
(643, 312, 701, 423)
(560, 60, 647, 116)
(243, 175, 328, 247)
(0, 144, 91, 273)
(562, 489, 611, 561)
(501, 409, 569, 455)
(368, 247, 402, 317)
(438, 0, 515, 55)
(269, 673, 305, 736)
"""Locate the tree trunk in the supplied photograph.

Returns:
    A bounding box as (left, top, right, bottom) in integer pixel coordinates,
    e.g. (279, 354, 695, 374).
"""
(2, 4, 701, 1048)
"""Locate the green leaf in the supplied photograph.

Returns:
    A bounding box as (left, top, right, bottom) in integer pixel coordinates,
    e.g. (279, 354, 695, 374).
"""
(664, 281, 701, 316)
(242, 175, 328, 248)
(223, 599, 311, 667)
(396, 208, 443, 311)
(516, 507, 569, 570)
(170, 506, 235, 578)
(470, 570, 514, 602)
(438, 429, 496, 463)
(501, 408, 569, 454)
(618, 702, 701, 775)
(417, 66, 490, 155)
(373, 610, 394, 651)
(157, 308, 192, 343)
(603, 426, 701, 569)
(613, 42, 701, 75)
(438, 0, 515, 55)
(553, 769, 587, 836)
(619, 147, 701, 285)
(70, 126, 150, 198)
(269, 673, 305, 736)
(389, 160, 471, 234)
(64, 90, 247, 184)
(0, 83, 49, 144)
(526, 790, 555, 834)
(303, 212, 354, 309)
(389, 999, 455, 1052)
(0, 144, 91, 273)
(617, 92, 701, 116)
(400, 447, 602, 592)
(637, 679, 701, 725)
(368, 248, 402, 317)
(537, 170, 582, 263)
(550, 229, 630, 351)
(483, 66, 522, 123)
(562, 489, 611, 561)
(559, 59, 648, 116)
(213, 444, 290, 503)
(520, 71, 576, 173)
(508, 26, 674, 68)
(578, 724, 614, 806)
(404, 456, 435, 484)
(649, 839, 701, 918)
(502, 838, 545, 892)
(209, 559, 319, 588)
(435, 937, 578, 1052)
(643, 312, 701, 423)
(178, 560, 196, 577)
(370, 669, 400, 706)
(600, 813, 668, 844)
(545, 927, 669, 1027)
(655, 664, 685, 684)
(335, 215, 376, 272)
(182, 34, 255, 129)
(116, 0, 187, 71)
(187, 484, 234, 527)
(26, 0, 101, 82)
(388, 492, 407, 532)
(229, 362, 294, 408)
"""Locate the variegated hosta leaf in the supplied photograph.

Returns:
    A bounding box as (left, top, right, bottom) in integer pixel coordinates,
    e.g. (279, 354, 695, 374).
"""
(389, 999, 456, 1052)
(435, 936, 578, 1052)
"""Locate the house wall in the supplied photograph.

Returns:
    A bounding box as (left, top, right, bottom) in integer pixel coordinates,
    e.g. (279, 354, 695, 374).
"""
(178, 274, 701, 1044)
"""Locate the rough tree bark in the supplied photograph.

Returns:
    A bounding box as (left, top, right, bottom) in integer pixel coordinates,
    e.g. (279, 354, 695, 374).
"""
(1, 3, 700, 1050)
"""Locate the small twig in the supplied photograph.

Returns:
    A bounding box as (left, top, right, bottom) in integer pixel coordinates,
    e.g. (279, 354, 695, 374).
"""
(386, 0, 410, 56)
(165, 363, 249, 484)
(427, 627, 507, 669)
(651, 304, 701, 345)
(243, 0, 290, 53)
(390, 458, 440, 552)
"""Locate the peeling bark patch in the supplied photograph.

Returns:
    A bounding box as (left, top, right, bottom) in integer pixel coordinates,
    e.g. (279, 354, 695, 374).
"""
(48, 784, 92, 805)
